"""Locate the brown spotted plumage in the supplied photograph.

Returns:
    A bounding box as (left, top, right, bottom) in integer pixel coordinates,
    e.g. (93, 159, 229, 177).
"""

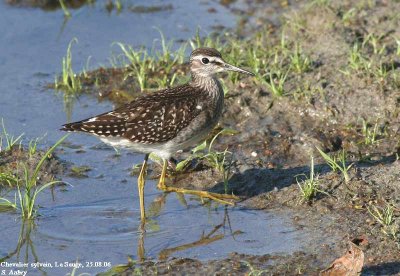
(61, 47, 254, 223)
(62, 84, 208, 145)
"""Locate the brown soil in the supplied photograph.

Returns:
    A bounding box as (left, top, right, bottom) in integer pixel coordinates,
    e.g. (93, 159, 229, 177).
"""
(5, 0, 89, 10)
(55, 0, 400, 274)
(0, 146, 65, 188)
(6, 0, 176, 14)
(75, 64, 187, 106)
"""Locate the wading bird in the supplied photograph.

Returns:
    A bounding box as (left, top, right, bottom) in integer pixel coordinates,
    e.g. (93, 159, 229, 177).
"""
(61, 47, 254, 225)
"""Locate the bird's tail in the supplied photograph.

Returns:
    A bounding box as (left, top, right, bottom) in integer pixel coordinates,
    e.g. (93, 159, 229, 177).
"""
(60, 122, 85, 132)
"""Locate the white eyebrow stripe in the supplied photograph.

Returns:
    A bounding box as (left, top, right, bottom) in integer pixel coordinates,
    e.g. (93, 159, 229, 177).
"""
(192, 56, 223, 63)
(192, 56, 206, 61)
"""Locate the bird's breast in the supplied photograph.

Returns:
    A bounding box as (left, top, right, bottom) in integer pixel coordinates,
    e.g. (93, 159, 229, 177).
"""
(169, 90, 224, 150)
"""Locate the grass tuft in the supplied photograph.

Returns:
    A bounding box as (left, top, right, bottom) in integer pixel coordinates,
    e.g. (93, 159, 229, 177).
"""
(242, 261, 268, 276)
(316, 147, 352, 183)
(55, 38, 82, 94)
(117, 43, 152, 91)
(0, 172, 18, 187)
(265, 70, 289, 97)
(395, 36, 400, 56)
(368, 203, 394, 227)
(0, 135, 68, 219)
(367, 203, 398, 239)
(289, 44, 311, 73)
(115, 30, 187, 91)
(189, 28, 223, 51)
(348, 43, 367, 73)
(296, 156, 326, 203)
(28, 138, 40, 159)
(361, 119, 380, 145)
(0, 119, 23, 152)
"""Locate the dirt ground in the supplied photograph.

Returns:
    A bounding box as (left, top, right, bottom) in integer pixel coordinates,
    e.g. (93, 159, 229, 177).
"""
(5, 0, 89, 10)
(0, 147, 64, 187)
(6, 0, 396, 274)
(83, 1, 400, 274)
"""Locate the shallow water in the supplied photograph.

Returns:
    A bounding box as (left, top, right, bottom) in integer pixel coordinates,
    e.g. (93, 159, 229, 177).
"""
(2, 200, 304, 274)
(0, 1, 307, 275)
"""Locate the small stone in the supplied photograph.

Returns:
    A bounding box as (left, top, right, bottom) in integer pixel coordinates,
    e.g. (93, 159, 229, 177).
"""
(251, 151, 257, 157)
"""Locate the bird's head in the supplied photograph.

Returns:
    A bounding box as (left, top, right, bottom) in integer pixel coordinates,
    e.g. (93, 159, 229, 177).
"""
(189, 47, 254, 77)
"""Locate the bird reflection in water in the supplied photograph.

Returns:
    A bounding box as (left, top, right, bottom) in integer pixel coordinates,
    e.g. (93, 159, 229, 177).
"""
(136, 194, 242, 262)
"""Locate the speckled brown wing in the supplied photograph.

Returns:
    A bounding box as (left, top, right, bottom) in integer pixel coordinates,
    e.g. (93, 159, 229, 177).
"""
(61, 84, 207, 144)
(122, 86, 207, 144)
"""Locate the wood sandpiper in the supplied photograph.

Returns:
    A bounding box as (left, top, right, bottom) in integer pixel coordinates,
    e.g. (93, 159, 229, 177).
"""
(61, 47, 254, 225)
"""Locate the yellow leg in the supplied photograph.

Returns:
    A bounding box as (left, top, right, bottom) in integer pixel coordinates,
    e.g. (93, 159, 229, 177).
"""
(157, 159, 239, 205)
(157, 159, 168, 190)
(138, 154, 149, 227)
(137, 230, 145, 262)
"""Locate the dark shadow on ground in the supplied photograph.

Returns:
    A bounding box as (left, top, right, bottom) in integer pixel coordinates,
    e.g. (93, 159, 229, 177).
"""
(355, 153, 397, 169)
(363, 261, 400, 275)
(209, 154, 399, 199)
(208, 164, 320, 198)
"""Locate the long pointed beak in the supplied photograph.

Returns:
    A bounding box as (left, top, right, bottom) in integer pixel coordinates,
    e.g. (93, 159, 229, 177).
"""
(224, 62, 255, 76)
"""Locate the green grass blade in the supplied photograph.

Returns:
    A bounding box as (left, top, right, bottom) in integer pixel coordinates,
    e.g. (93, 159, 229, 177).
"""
(31, 135, 69, 186)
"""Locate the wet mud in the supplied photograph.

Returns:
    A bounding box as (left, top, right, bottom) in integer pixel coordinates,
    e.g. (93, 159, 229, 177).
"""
(2, 0, 399, 274)
(6, 0, 90, 10)
(0, 146, 65, 188)
(73, 0, 400, 274)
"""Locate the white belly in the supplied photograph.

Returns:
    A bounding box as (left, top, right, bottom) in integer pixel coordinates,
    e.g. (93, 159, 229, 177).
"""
(99, 123, 212, 160)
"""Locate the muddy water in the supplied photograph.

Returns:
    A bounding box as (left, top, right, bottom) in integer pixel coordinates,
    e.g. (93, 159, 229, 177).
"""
(1, 1, 306, 275)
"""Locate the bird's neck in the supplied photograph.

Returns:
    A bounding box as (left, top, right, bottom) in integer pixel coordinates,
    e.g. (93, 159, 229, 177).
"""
(190, 73, 222, 96)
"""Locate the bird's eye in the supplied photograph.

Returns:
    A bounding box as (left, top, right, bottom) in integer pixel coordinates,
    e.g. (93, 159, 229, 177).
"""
(201, 58, 209, 64)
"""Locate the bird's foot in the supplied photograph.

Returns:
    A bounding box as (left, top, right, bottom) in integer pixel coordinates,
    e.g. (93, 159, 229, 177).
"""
(167, 157, 177, 171)
(157, 185, 239, 205)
